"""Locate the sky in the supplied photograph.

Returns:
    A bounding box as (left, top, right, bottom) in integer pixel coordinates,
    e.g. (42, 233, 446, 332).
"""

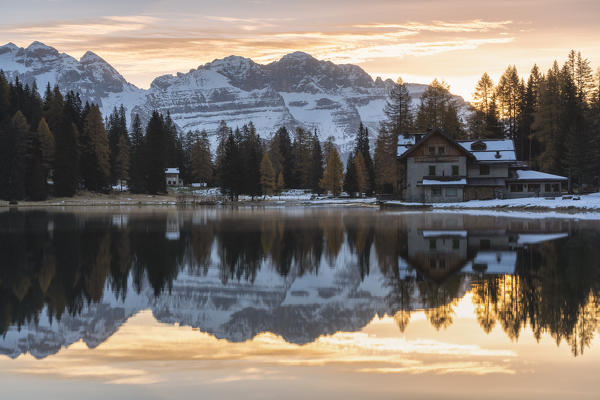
(1, 0, 599, 101)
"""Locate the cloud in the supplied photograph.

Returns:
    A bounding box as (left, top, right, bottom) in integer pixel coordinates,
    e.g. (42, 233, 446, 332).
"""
(352, 20, 513, 33)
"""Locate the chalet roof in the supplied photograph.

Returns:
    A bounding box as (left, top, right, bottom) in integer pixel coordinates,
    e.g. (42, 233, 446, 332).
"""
(397, 129, 475, 160)
(457, 139, 516, 162)
(512, 170, 567, 181)
(165, 168, 180, 174)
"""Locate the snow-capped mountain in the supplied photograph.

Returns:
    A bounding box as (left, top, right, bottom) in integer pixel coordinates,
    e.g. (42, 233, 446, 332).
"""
(0, 41, 145, 118)
(0, 42, 468, 151)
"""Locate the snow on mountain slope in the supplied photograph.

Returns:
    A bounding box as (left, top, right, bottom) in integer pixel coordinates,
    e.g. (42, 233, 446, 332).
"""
(0, 42, 470, 151)
(0, 42, 145, 118)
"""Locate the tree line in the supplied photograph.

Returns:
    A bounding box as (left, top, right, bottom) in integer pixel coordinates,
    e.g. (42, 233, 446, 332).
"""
(373, 49, 600, 193)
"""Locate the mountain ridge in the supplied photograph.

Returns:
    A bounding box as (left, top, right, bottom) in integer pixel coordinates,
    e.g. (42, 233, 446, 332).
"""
(0, 42, 469, 151)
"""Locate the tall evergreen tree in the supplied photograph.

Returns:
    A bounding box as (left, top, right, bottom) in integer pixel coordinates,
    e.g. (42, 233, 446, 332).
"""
(309, 131, 324, 194)
(144, 111, 168, 194)
(383, 77, 412, 136)
(260, 153, 275, 196)
(53, 94, 80, 197)
(190, 130, 213, 185)
(373, 125, 398, 194)
(354, 123, 375, 193)
(354, 152, 368, 197)
(27, 118, 55, 200)
(343, 152, 358, 196)
(129, 114, 146, 193)
(80, 105, 110, 192)
(320, 146, 344, 196)
(416, 79, 464, 138)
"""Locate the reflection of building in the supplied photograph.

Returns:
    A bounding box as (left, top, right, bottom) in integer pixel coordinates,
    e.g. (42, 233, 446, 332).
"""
(165, 213, 181, 240)
(403, 224, 568, 283)
(397, 129, 567, 202)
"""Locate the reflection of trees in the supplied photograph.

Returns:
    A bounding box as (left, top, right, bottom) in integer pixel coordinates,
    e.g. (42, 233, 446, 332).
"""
(470, 230, 600, 356)
(2, 210, 600, 358)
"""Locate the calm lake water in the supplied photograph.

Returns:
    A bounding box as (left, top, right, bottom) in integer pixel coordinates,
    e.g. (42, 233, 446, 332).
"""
(1, 207, 599, 399)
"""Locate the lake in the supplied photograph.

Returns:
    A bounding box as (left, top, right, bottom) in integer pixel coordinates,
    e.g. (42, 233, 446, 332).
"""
(0, 207, 599, 399)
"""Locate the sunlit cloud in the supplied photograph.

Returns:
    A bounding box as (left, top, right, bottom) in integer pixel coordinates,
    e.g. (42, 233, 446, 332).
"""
(353, 20, 513, 33)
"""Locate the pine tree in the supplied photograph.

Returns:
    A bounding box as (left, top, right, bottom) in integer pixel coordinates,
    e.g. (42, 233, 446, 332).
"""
(309, 131, 324, 193)
(260, 153, 275, 196)
(416, 79, 464, 138)
(354, 152, 368, 197)
(53, 98, 80, 197)
(343, 152, 357, 196)
(27, 118, 55, 200)
(113, 134, 130, 190)
(3, 112, 29, 200)
(219, 132, 242, 200)
(354, 123, 375, 194)
(144, 111, 168, 194)
(190, 130, 213, 185)
(128, 114, 146, 193)
(383, 77, 412, 136)
(276, 171, 285, 194)
(80, 105, 110, 192)
(291, 127, 312, 188)
(373, 125, 398, 194)
(269, 126, 294, 188)
(320, 147, 344, 196)
(239, 123, 262, 198)
(496, 65, 522, 141)
(107, 105, 129, 185)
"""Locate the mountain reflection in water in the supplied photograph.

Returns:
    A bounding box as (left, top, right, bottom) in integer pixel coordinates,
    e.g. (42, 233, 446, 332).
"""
(1, 208, 599, 360)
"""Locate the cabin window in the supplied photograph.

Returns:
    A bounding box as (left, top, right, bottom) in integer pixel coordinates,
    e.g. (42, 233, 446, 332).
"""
(452, 239, 460, 249)
(553, 183, 560, 192)
(528, 184, 540, 192)
(438, 146, 445, 155)
(429, 239, 437, 250)
(429, 165, 436, 176)
(545, 184, 552, 192)
(479, 165, 490, 175)
(480, 239, 491, 250)
(510, 184, 523, 192)
(429, 146, 436, 155)
(431, 187, 442, 196)
(446, 188, 457, 197)
(452, 165, 459, 176)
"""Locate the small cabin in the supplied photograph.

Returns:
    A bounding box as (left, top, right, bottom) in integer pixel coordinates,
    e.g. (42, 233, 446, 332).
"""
(165, 168, 182, 187)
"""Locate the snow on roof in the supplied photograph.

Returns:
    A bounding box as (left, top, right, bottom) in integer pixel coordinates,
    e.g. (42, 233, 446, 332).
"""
(421, 179, 467, 186)
(422, 230, 467, 238)
(396, 135, 417, 157)
(165, 168, 180, 174)
(470, 150, 517, 162)
(459, 139, 515, 152)
(462, 251, 516, 275)
(517, 233, 568, 244)
(457, 140, 517, 162)
(515, 170, 567, 181)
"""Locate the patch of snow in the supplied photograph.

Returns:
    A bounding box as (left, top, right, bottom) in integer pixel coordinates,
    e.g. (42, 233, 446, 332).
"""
(515, 170, 567, 181)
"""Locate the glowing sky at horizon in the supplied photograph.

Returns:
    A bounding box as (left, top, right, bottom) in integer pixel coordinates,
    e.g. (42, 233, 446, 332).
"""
(1, 0, 599, 101)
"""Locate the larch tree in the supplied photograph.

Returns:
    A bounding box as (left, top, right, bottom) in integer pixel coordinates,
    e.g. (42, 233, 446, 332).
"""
(320, 146, 344, 196)
(416, 79, 464, 138)
(383, 77, 413, 136)
(260, 152, 275, 196)
(354, 151, 368, 197)
(80, 105, 110, 192)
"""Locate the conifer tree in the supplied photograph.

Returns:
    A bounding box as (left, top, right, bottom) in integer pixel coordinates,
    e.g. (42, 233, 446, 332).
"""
(144, 111, 168, 194)
(113, 134, 130, 190)
(354, 152, 368, 197)
(269, 126, 294, 188)
(53, 97, 80, 197)
(27, 118, 55, 200)
(190, 130, 213, 185)
(416, 79, 464, 138)
(354, 123, 375, 194)
(344, 152, 357, 196)
(219, 132, 242, 200)
(128, 114, 146, 193)
(373, 125, 398, 194)
(383, 77, 412, 136)
(276, 171, 285, 194)
(260, 153, 275, 196)
(239, 123, 262, 198)
(3, 112, 29, 200)
(320, 147, 344, 196)
(309, 131, 324, 193)
(80, 105, 110, 192)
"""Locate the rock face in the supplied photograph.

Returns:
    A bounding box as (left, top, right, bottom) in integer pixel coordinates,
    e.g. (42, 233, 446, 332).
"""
(0, 42, 468, 151)
(0, 41, 145, 118)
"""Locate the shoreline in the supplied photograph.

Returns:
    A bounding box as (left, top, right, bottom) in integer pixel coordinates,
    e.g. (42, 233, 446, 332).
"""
(2, 192, 600, 213)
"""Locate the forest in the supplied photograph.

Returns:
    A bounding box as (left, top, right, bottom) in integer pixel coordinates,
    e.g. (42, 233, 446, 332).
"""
(0, 50, 599, 201)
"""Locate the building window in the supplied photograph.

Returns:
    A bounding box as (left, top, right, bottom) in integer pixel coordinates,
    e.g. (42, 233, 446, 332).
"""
(446, 187, 457, 196)
(528, 184, 540, 192)
(480, 239, 491, 250)
(431, 187, 442, 196)
(438, 146, 445, 155)
(452, 165, 459, 176)
(510, 184, 523, 192)
(479, 165, 490, 175)
(429, 239, 437, 249)
(429, 165, 436, 176)
(429, 146, 436, 155)
(452, 239, 460, 249)
(553, 183, 560, 192)
(545, 183, 552, 192)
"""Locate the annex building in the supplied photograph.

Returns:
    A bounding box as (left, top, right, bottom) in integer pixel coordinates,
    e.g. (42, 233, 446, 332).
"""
(397, 129, 567, 203)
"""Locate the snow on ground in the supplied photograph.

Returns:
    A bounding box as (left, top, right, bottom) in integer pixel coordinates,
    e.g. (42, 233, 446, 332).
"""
(385, 193, 600, 211)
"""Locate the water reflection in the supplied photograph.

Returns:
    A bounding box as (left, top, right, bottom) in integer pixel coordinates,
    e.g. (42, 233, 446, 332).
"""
(0, 208, 599, 359)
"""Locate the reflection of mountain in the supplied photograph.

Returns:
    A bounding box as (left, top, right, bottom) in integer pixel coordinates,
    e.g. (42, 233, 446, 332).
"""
(0, 209, 598, 359)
